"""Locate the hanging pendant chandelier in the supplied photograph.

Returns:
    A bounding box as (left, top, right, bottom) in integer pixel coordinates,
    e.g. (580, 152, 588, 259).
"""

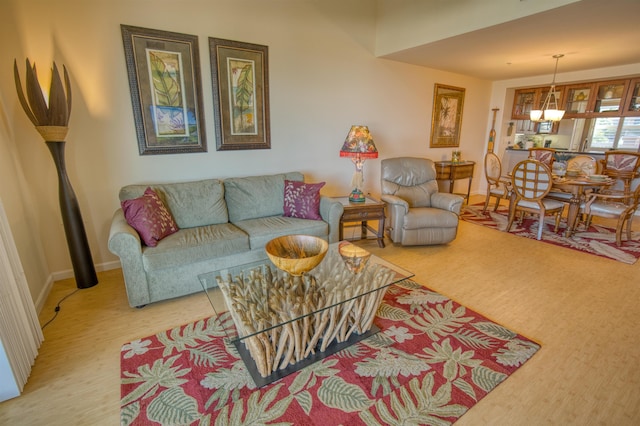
(530, 54, 565, 122)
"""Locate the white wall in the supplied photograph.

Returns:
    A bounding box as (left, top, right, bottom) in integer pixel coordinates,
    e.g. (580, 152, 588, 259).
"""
(0, 0, 493, 305)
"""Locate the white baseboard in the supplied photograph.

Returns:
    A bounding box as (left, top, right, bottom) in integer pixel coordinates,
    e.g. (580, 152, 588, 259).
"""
(34, 261, 122, 314)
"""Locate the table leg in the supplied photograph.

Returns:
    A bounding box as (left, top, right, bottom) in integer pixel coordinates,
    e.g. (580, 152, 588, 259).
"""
(361, 220, 368, 238)
(377, 217, 385, 248)
(339, 222, 344, 241)
(564, 188, 582, 237)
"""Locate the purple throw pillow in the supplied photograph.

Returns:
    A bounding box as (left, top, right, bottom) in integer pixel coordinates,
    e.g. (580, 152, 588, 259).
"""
(283, 180, 325, 220)
(121, 187, 179, 247)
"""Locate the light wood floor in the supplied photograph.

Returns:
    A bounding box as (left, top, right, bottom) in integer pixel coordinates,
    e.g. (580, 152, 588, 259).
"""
(1, 196, 639, 425)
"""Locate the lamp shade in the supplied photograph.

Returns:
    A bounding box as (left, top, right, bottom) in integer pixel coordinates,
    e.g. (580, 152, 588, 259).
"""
(339, 125, 378, 159)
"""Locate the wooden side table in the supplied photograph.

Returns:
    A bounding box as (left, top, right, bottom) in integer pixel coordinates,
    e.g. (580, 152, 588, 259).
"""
(434, 161, 475, 202)
(332, 196, 386, 248)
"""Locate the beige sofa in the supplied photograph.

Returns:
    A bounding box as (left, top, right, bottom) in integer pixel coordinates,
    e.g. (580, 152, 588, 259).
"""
(108, 172, 343, 307)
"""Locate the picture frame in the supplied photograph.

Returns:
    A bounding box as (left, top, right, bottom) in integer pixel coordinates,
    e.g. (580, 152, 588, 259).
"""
(209, 37, 270, 151)
(429, 83, 465, 148)
(121, 25, 207, 155)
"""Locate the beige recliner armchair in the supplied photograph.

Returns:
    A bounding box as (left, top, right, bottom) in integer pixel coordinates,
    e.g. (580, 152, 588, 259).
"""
(381, 157, 463, 246)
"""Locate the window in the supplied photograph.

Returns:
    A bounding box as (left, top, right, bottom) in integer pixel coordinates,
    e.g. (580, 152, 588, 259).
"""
(587, 117, 640, 151)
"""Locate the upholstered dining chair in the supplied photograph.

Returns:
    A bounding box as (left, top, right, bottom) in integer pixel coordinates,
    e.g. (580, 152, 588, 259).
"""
(528, 147, 556, 167)
(567, 155, 598, 175)
(381, 157, 463, 246)
(598, 151, 640, 201)
(581, 181, 640, 246)
(482, 152, 511, 213)
(507, 159, 565, 240)
(547, 155, 599, 203)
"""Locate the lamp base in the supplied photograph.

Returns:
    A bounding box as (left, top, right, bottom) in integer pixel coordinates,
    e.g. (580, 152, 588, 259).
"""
(349, 188, 366, 203)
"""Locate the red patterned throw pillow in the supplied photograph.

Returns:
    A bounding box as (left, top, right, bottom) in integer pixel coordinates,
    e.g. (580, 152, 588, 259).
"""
(121, 187, 179, 247)
(283, 180, 325, 220)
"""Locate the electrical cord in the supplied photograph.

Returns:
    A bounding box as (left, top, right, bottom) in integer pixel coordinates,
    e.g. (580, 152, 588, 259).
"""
(41, 288, 80, 330)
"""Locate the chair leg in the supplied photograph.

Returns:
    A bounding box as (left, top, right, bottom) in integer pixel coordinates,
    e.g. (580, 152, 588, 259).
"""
(585, 214, 593, 229)
(536, 211, 545, 240)
(615, 215, 631, 247)
(482, 193, 491, 214)
(626, 216, 635, 242)
(493, 196, 501, 211)
(506, 206, 517, 232)
(554, 212, 561, 233)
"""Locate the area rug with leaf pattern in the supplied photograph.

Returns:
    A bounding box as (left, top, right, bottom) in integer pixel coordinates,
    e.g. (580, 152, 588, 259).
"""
(461, 203, 640, 264)
(120, 281, 540, 425)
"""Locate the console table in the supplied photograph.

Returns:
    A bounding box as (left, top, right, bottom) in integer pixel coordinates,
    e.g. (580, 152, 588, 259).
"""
(434, 161, 475, 202)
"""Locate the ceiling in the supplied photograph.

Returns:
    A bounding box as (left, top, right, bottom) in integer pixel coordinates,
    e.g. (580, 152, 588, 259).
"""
(380, 0, 640, 81)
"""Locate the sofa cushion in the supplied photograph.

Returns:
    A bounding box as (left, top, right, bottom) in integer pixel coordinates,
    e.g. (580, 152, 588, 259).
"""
(283, 180, 325, 220)
(121, 187, 179, 247)
(225, 172, 303, 222)
(141, 223, 249, 271)
(232, 215, 328, 249)
(119, 179, 228, 228)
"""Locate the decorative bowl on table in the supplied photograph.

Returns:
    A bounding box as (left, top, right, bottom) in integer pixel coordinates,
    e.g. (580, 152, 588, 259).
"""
(338, 241, 371, 273)
(588, 174, 608, 181)
(265, 235, 328, 276)
(566, 169, 581, 178)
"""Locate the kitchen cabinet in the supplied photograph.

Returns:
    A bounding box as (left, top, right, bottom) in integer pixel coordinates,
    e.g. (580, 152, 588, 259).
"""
(591, 80, 629, 116)
(511, 88, 537, 120)
(511, 86, 561, 133)
(513, 77, 638, 120)
(622, 78, 640, 116)
(564, 83, 593, 118)
(561, 79, 629, 118)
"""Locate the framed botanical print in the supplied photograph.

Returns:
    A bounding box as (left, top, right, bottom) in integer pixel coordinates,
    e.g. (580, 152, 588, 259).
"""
(209, 38, 270, 151)
(430, 84, 465, 148)
(121, 25, 207, 155)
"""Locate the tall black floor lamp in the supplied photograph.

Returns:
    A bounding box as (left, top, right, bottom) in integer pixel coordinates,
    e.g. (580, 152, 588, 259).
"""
(14, 59, 98, 289)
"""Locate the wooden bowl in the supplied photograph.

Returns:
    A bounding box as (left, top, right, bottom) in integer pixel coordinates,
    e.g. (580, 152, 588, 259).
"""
(338, 241, 371, 273)
(265, 235, 328, 276)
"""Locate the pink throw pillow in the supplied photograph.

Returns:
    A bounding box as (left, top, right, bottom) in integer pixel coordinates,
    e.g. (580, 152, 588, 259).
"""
(283, 180, 325, 220)
(121, 187, 179, 247)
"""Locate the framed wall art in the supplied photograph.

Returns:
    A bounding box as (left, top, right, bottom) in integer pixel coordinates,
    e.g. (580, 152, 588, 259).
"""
(429, 83, 465, 148)
(121, 25, 207, 155)
(209, 37, 270, 151)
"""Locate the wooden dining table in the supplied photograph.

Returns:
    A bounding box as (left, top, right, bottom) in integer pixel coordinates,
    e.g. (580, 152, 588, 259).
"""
(550, 176, 615, 237)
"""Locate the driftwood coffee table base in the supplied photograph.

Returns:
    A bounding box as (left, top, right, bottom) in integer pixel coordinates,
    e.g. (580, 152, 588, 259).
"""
(233, 324, 380, 388)
(201, 242, 414, 387)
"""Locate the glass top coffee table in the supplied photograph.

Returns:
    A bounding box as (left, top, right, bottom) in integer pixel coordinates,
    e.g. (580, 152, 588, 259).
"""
(199, 241, 413, 387)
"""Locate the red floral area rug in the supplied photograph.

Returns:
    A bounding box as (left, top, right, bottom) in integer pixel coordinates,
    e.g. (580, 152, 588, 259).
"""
(120, 282, 540, 425)
(462, 203, 640, 265)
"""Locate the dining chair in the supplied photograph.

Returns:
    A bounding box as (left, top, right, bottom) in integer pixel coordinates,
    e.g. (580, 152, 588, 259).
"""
(528, 147, 556, 167)
(507, 159, 565, 240)
(581, 181, 640, 246)
(598, 151, 640, 201)
(547, 155, 598, 202)
(567, 155, 598, 175)
(482, 152, 511, 213)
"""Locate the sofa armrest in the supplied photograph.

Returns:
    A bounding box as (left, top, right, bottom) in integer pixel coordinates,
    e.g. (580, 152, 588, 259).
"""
(431, 192, 464, 215)
(108, 209, 150, 307)
(319, 196, 344, 243)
